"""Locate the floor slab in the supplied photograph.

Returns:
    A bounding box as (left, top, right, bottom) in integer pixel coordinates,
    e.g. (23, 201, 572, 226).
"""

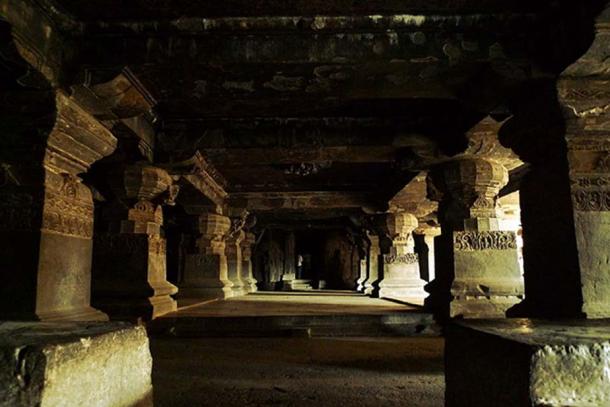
(169, 291, 421, 317)
(151, 336, 445, 407)
(150, 291, 436, 337)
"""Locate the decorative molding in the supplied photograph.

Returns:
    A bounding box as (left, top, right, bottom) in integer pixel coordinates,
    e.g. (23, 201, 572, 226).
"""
(128, 200, 163, 225)
(383, 253, 419, 264)
(472, 196, 496, 209)
(94, 234, 166, 255)
(573, 176, 610, 189)
(453, 231, 517, 251)
(42, 191, 94, 238)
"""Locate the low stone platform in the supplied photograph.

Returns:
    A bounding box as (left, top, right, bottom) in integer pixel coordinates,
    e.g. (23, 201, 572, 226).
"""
(445, 319, 610, 407)
(149, 292, 437, 337)
(0, 322, 153, 407)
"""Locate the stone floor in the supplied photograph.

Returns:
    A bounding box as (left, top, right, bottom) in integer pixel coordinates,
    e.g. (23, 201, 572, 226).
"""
(170, 291, 421, 317)
(151, 336, 445, 407)
(150, 291, 443, 406)
(151, 291, 435, 337)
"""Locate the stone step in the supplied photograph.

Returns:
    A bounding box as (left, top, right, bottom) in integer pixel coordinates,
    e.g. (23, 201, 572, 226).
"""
(148, 312, 438, 338)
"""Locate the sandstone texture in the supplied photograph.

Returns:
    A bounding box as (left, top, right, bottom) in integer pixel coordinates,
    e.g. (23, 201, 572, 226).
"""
(0, 322, 153, 407)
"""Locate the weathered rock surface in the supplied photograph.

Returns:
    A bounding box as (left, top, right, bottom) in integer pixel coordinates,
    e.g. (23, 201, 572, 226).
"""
(0, 322, 153, 407)
(445, 319, 610, 406)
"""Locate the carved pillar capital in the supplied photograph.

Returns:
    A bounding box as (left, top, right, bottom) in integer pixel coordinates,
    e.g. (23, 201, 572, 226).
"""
(196, 212, 231, 255)
(429, 158, 509, 232)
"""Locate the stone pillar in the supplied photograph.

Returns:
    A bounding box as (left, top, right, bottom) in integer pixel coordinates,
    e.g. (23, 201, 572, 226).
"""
(0, 90, 115, 321)
(241, 232, 259, 293)
(280, 231, 296, 289)
(92, 165, 178, 320)
(226, 230, 246, 297)
(373, 212, 427, 302)
(178, 211, 233, 300)
(559, 82, 610, 318)
(500, 81, 583, 318)
(363, 233, 380, 296)
(427, 158, 523, 319)
(353, 232, 369, 292)
(356, 257, 367, 292)
(414, 227, 441, 283)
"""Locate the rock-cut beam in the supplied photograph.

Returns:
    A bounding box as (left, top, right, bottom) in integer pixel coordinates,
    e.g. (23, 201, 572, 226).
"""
(228, 191, 386, 212)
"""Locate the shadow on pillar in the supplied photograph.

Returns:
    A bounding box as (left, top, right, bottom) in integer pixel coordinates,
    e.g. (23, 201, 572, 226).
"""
(0, 28, 109, 321)
(424, 233, 454, 322)
(500, 80, 584, 319)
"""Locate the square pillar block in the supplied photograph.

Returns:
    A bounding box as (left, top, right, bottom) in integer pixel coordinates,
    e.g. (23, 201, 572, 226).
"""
(177, 212, 233, 302)
(450, 230, 523, 318)
(0, 321, 153, 406)
(446, 319, 610, 406)
(377, 254, 427, 302)
(179, 253, 234, 300)
(93, 233, 177, 320)
(0, 174, 107, 322)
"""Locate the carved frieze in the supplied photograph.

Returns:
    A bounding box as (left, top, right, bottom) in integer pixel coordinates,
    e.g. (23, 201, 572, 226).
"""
(573, 176, 610, 189)
(42, 191, 94, 238)
(572, 190, 610, 212)
(94, 234, 166, 256)
(128, 200, 163, 225)
(383, 253, 419, 264)
(453, 231, 517, 251)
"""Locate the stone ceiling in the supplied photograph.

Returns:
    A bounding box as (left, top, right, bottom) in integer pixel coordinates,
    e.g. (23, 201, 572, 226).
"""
(4, 0, 602, 226)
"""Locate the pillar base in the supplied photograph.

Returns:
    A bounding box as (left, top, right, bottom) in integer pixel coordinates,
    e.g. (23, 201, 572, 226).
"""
(243, 278, 258, 293)
(449, 296, 522, 319)
(446, 319, 610, 406)
(450, 278, 524, 318)
(93, 280, 177, 321)
(374, 260, 427, 302)
(229, 282, 246, 297)
(177, 281, 234, 301)
(375, 281, 427, 303)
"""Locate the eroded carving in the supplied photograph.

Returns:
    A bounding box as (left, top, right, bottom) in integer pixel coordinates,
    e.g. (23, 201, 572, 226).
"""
(453, 231, 517, 251)
(383, 253, 419, 264)
(573, 190, 610, 212)
(42, 191, 94, 238)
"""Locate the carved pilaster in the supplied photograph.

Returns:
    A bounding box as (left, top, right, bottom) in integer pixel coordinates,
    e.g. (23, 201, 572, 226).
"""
(92, 164, 178, 321)
(427, 157, 523, 319)
(0, 87, 116, 322)
(558, 45, 610, 317)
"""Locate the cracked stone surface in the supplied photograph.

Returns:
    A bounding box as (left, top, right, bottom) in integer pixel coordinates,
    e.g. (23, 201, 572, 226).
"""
(446, 319, 610, 407)
(0, 322, 153, 407)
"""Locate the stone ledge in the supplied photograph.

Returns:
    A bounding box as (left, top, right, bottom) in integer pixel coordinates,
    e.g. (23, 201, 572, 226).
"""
(445, 318, 610, 407)
(0, 321, 153, 407)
